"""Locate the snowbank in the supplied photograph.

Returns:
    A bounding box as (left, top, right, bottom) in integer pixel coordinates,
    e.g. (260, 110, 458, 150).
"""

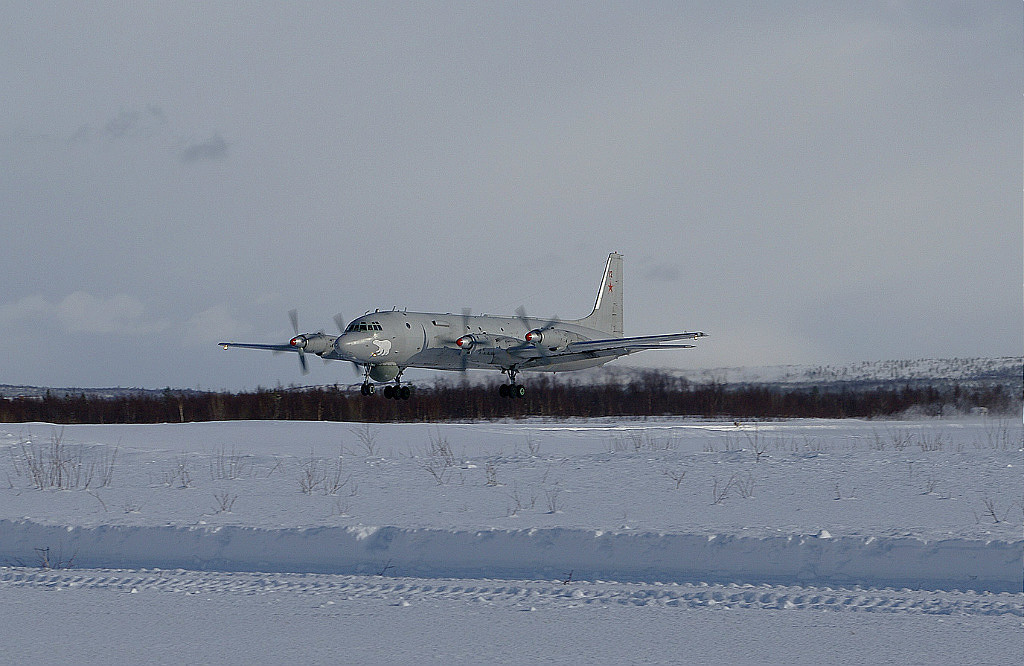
(2, 519, 1019, 593)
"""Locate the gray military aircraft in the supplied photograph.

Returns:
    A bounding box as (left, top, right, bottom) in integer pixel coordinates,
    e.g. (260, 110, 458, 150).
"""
(219, 253, 706, 399)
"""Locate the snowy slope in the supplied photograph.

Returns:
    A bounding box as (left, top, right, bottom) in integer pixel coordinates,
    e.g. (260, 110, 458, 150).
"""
(1, 417, 1021, 663)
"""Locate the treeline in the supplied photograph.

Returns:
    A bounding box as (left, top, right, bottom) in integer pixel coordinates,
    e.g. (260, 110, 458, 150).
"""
(0, 372, 1018, 424)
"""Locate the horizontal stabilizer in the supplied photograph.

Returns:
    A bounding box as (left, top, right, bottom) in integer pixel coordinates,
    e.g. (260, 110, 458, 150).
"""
(566, 331, 706, 354)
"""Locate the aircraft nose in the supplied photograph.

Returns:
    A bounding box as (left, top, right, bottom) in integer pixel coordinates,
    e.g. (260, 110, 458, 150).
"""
(334, 333, 373, 362)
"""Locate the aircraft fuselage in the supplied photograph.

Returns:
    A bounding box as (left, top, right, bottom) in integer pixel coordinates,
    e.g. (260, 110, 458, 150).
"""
(330, 310, 615, 374)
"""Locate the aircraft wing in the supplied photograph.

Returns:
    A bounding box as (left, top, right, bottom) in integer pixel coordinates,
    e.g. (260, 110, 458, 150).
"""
(565, 331, 707, 354)
(218, 342, 297, 352)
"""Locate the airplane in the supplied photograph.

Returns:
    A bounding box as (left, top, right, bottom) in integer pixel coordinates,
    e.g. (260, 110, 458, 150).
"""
(219, 252, 706, 399)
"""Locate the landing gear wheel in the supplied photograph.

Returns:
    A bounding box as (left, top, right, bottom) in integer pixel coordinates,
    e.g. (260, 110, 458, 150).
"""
(383, 385, 395, 399)
(500, 366, 524, 399)
(360, 383, 375, 396)
(399, 386, 411, 400)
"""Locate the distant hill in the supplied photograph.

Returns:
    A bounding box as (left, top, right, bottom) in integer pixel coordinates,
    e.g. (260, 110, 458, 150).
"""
(619, 356, 1023, 392)
(0, 385, 208, 400)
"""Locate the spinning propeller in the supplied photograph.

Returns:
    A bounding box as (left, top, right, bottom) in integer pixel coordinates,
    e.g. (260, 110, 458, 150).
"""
(515, 306, 561, 362)
(287, 309, 310, 375)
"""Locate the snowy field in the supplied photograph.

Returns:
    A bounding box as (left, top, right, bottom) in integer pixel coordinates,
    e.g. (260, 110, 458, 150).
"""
(1, 417, 1021, 663)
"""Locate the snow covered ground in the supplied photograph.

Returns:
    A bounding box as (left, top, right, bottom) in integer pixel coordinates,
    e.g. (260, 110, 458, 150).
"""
(1, 417, 1021, 663)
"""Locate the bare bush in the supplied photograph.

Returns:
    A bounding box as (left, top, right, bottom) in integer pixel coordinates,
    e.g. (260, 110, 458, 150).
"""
(710, 471, 758, 504)
(506, 481, 537, 516)
(34, 545, 77, 570)
(350, 423, 380, 457)
(544, 486, 564, 513)
(613, 432, 677, 453)
(213, 491, 238, 513)
(750, 435, 769, 462)
(888, 428, 914, 452)
(982, 418, 1021, 451)
(733, 472, 756, 499)
(264, 456, 284, 478)
(93, 446, 117, 488)
(87, 490, 107, 512)
(738, 425, 770, 462)
(918, 433, 945, 452)
(801, 436, 827, 453)
(163, 455, 193, 488)
(664, 468, 686, 489)
(16, 430, 117, 491)
(484, 460, 499, 487)
(210, 445, 252, 480)
(298, 451, 326, 495)
(422, 456, 453, 485)
(421, 432, 456, 485)
(324, 456, 351, 496)
(982, 497, 1002, 523)
(711, 476, 731, 505)
(297, 450, 348, 495)
(329, 497, 353, 517)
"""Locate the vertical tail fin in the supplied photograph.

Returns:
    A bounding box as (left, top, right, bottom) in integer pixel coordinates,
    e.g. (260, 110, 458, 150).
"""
(577, 252, 623, 336)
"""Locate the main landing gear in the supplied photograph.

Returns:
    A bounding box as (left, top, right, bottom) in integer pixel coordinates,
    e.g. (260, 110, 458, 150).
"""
(361, 367, 411, 400)
(382, 384, 411, 400)
(360, 381, 411, 399)
(499, 367, 526, 399)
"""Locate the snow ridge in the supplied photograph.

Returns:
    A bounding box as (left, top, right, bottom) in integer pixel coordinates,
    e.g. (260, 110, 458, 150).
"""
(2, 519, 1019, 594)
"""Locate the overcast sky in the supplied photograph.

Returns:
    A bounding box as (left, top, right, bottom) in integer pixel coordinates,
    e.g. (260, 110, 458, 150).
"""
(2, 2, 1020, 391)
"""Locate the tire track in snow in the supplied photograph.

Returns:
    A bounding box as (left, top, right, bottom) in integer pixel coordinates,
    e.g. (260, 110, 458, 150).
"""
(2, 568, 1021, 617)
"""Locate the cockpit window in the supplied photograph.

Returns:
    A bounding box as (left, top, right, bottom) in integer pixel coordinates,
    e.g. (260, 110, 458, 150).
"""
(346, 322, 384, 332)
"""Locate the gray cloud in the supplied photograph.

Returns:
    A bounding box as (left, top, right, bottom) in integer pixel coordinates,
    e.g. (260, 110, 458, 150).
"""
(642, 264, 682, 283)
(0, 292, 168, 335)
(103, 106, 168, 140)
(0, 2, 1018, 390)
(180, 133, 229, 163)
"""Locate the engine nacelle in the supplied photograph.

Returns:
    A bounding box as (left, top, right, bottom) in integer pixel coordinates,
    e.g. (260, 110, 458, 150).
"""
(456, 334, 496, 350)
(525, 328, 573, 350)
(290, 333, 334, 356)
